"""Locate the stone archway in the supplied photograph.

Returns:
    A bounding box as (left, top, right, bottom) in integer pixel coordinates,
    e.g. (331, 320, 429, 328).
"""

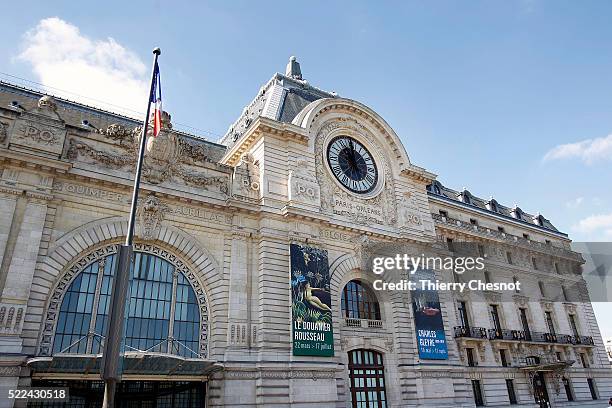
(30, 217, 224, 358)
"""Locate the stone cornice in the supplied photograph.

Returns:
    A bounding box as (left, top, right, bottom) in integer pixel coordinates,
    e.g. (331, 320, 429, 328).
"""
(430, 193, 569, 239)
(0, 149, 72, 173)
(220, 117, 308, 166)
(400, 165, 437, 184)
(280, 205, 435, 244)
(432, 213, 581, 262)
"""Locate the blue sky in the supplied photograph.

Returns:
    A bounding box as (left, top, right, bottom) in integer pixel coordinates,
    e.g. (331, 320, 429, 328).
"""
(1, 1, 611, 335)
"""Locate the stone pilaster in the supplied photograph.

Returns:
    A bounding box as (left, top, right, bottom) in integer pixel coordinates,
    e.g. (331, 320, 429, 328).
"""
(227, 228, 253, 349)
(0, 191, 51, 354)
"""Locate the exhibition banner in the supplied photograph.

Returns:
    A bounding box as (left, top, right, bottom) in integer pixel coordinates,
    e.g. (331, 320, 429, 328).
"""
(411, 269, 449, 360)
(290, 243, 334, 357)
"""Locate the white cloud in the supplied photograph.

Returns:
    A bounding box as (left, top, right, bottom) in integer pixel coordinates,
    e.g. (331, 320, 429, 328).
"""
(565, 197, 584, 209)
(543, 134, 612, 164)
(17, 17, 148, 114)
(573, 213, 612, 239)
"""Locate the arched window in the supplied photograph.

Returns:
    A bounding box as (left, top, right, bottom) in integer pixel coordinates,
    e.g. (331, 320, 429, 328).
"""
(348, 349, 387, 408)
(53, 251, 202, 357)
(341, 280, 381, 320)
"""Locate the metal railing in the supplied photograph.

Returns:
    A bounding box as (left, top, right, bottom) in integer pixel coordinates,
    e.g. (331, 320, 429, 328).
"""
(56, 331, 204, 359)
(488, 329, 526, 341)
(483, 328, 594, 346)
(344, 318, 384, 329)
(454, 326, 488, 339)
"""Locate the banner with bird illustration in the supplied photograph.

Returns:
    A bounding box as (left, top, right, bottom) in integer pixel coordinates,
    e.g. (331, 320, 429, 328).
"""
(290, 243, 334, 357)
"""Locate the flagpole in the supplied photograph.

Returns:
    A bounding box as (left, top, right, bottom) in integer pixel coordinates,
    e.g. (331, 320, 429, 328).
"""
(100, 47, 161, 408)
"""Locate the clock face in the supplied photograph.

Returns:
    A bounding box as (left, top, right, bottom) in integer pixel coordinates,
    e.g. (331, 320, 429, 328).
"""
(326, 136, 378, 194)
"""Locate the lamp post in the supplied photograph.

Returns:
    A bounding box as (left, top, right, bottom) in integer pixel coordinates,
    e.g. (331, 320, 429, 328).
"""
(100, 47, 161, 408)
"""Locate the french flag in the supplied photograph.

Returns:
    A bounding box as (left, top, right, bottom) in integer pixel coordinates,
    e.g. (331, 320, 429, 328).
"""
(150, 61, 162, 137)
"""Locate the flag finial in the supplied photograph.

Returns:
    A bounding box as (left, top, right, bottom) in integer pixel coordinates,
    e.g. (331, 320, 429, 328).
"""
(153, 47, 161, 55)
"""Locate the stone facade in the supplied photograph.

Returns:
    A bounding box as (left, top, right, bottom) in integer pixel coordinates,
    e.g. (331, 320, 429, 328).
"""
(0, 59, 610, 408)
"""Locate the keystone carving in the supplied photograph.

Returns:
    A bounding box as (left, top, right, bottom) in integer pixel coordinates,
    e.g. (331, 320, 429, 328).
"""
(137, 194, 171, 240)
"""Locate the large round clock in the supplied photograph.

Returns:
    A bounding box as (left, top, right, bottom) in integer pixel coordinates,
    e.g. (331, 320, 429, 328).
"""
(326, 136, 378, 194)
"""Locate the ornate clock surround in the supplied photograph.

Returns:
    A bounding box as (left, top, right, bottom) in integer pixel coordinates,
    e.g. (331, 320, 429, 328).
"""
(323, 125, 384, 199)
(314, 116, 397, 227)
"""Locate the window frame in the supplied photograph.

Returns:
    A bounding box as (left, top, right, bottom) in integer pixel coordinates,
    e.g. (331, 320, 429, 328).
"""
(348, 349, 388, 408)
(341, 280, 381, 321)
(51, 250, 203, 358)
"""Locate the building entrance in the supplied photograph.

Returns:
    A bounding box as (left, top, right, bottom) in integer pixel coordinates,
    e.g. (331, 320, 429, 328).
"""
(27, 380, 206, 408)
(532, 372, 550, 408)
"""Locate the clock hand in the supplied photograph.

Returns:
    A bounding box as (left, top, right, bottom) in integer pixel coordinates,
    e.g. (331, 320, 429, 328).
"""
(348, 140, 359, 178)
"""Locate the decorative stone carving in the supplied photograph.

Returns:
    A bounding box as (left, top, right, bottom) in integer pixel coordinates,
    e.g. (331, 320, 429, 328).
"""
(137, 194, 171, 240)
(181, 169, 229, 193)
(563, 303, 577, 315)
(67, 138, 134, 167)
(9, 96, 66, 157)
(0, 121, 8, 144)
(178, 137, 222, 164)
(513, 294, 529, 308)
(67, 112, 230, 193)
(541, 300, 554, 312)
(38, 95, 58, 111)
(100, 123, 134, 144)
(232, 153, 260, 199)
(0, 303, 26, 335)
(133, 118, 181, 184)
(314, 117, 397, 226)
(15, 121, 60, 146)
(397, 191, 423, 232)
(484, 291, 502, 303)
(384, 337, 394, 352)
(288, 159, 320, 208)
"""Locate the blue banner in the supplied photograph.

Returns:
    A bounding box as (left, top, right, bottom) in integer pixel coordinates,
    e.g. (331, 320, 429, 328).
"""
(411, 269, 448, 360)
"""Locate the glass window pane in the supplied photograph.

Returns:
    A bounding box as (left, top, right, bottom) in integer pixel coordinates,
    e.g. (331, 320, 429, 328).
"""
(53, 251, 202, 359)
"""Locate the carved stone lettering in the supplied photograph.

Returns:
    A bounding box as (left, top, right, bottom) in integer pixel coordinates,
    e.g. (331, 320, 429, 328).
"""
(54, 182, 128, 203)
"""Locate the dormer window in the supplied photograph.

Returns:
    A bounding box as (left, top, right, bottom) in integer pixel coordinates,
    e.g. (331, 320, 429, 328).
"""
(459, 190, 472, 205)
(534, 214, 546, 226)
(486, 199, 499, 213)
(512, 207, 523, 220)
(428, 181, 443, 195)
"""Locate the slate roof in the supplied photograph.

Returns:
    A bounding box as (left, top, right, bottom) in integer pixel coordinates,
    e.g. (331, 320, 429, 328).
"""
(219, 69, 336, 148)
(427, 180, 563, 234)
(0, 81, 227, 159)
